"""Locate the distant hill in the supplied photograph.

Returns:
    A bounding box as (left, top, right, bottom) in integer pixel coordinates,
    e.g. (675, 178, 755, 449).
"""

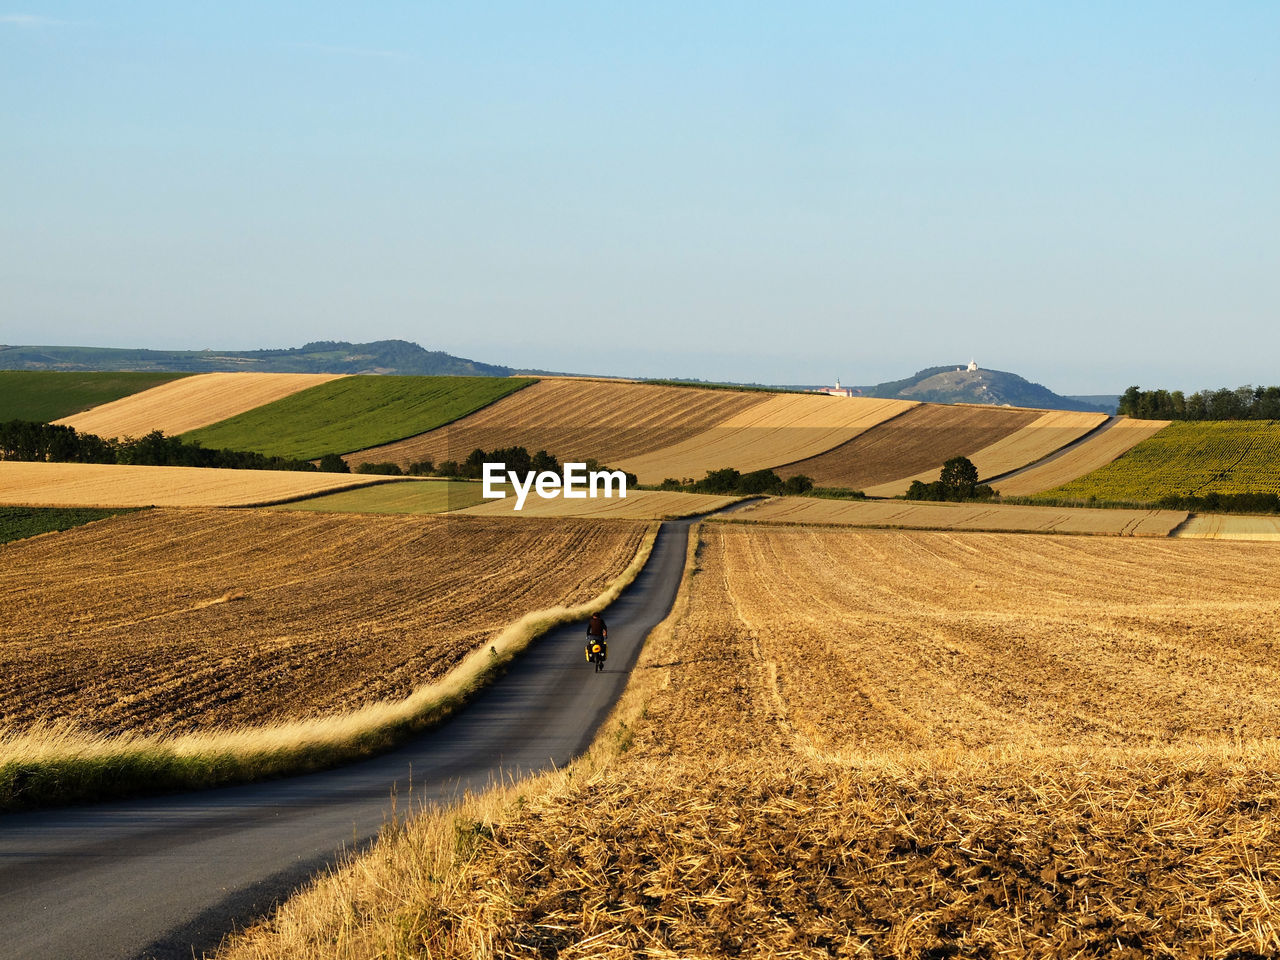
(0, 340, 513, 377)
(855, 365, 1112, 413)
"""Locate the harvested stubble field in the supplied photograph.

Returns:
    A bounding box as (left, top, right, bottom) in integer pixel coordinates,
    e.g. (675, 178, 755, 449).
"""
(1035, 420, 1280, 502)
(993, 417, 1172, 496)
(53, 372, 345, 439)
(0, 509, 646, 735)
(343, 378, 772, 470)
(732, 494, 1187, 536)
(220, 524, 1280, 959)
(1175, 514, 1280, 540)
(777, 402, 1039, 489)
(458, 488, 740, 519)
(0, 460, 388, 508)
(617, 395, 916, 485)
(865, 410, 1109, 497)
(268, 478, 488, 514)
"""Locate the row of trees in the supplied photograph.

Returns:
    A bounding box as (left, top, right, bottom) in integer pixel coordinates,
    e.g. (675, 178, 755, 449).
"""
(1119, 385, 1280, 421)
(657, 468, 815, 497)
(0, 420, 317, 472)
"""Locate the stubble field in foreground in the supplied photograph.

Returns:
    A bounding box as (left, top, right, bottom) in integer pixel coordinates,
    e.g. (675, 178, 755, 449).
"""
(222, 524, 1280, 959)
(0, 509, 645, 735)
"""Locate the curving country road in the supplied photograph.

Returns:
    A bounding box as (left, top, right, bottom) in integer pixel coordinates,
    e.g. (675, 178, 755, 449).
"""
(0, 518, 693, 960)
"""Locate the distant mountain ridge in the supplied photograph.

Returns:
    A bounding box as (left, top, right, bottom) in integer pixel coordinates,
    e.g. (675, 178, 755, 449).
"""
(857, 365, 1113, 413)
(0, 340, 512, 377)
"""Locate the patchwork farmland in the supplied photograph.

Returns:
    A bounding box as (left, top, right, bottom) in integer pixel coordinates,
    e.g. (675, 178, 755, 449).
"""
(0, 509, 646, 734)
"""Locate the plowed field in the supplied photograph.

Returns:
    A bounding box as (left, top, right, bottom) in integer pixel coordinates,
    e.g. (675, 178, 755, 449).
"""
(865, 410, 1108, 496)
(53, 372, 344, 439)
(733, 495, 1186, 535)
(992, 417, 1171, 495)
(617, 395, 916, 484)
(0, 461, 388, 507)
(777, 403, 1038, 488)
(344, 379, 771, 469)
(0, 510, 645, 734)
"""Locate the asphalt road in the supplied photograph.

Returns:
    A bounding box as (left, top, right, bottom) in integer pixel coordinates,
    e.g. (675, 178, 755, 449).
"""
(0, 518, 692, 960)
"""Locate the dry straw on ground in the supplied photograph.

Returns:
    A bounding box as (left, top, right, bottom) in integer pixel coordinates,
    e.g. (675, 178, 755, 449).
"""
(457, 488, 740, 519)
(0, 460, 388, 507)
(53, 372, 344, 439)
(730, 495, 1187, 536)
(0, 509, 647, 734)
(215, 523, 1280, 959)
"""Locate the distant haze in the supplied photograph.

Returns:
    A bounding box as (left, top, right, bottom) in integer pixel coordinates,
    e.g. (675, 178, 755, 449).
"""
(3, 4, 1276, 394)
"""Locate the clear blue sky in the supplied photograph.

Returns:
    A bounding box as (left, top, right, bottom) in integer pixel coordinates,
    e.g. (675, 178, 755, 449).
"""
(2, 3, 1276, 392)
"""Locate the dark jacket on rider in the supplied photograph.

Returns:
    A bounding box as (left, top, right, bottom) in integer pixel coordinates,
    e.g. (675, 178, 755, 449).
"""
(587, 613, 607, 637)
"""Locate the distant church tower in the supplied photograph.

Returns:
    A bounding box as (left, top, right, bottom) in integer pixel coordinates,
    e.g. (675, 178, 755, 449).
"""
(967, 359, 978, 372)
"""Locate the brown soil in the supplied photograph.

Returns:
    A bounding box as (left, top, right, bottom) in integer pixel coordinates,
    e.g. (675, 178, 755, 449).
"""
(0, 509, 645, 735)
(778, 403, 1039, 488)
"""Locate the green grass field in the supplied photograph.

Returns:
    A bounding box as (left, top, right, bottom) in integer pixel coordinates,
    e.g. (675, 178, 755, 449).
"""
(1034, 420, 1280, 502)
(0, 506, 140, 545)
(0, 371, 190, 423)
(182, 376, 536, 460)
(266, 479, 488, 514)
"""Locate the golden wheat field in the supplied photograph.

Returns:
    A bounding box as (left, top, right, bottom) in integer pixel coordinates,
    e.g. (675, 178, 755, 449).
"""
(865, 410, 1109, 497)
(617, 395, 916, 485)
(457, 488, 740, 519)
(0, 509, 645, 734)
(219, 524, 1280, 959)
(343, 378, 772, 469)
(52, 372, 344, 439)
(0, 460, 388, 507)
(992, 417, 1172, 496)
(777, 403, 1039, 489)
(733, 494, 1187, 535)
(1175, 514, 1280, 541)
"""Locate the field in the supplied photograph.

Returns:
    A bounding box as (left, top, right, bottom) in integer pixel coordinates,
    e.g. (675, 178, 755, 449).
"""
(777, 403, 1039, 488)
(1175, 514, 1280, 540)
(53, 372, 344, 439)
(1034, 420, 1280, 502)
(0, 370, 190, 423)
(220, 524, 1280, 959)
(0, 461, 390, 507)
(184, 375, 536, 460)
(268, 479, 488, 514)
(458, 488, 741, 519)
(992, 417, 1172, 495)
(0, 506, 138, 545)
(0, 509, 646, 735)
(617, 395, 916, 484)
(731, 494, 1187, 535)
(343, 378, 772, 469)
(865, 410, 1109, 497)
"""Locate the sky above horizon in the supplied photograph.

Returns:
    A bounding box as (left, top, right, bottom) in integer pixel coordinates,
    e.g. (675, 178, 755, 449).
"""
(2, 3, 1276, 393)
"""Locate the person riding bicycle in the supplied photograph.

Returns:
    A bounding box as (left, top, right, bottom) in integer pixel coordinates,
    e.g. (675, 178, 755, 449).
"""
(585, 612, 607, 664)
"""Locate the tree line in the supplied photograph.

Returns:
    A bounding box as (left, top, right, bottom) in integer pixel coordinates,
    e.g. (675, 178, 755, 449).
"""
(0, 420, 321, 472)
(1119, 385, 1280, 420)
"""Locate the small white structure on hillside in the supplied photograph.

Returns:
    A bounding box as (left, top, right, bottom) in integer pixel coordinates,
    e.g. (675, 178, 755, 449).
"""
(815, 377, 857, 398)
(967, 359, 979, 372)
